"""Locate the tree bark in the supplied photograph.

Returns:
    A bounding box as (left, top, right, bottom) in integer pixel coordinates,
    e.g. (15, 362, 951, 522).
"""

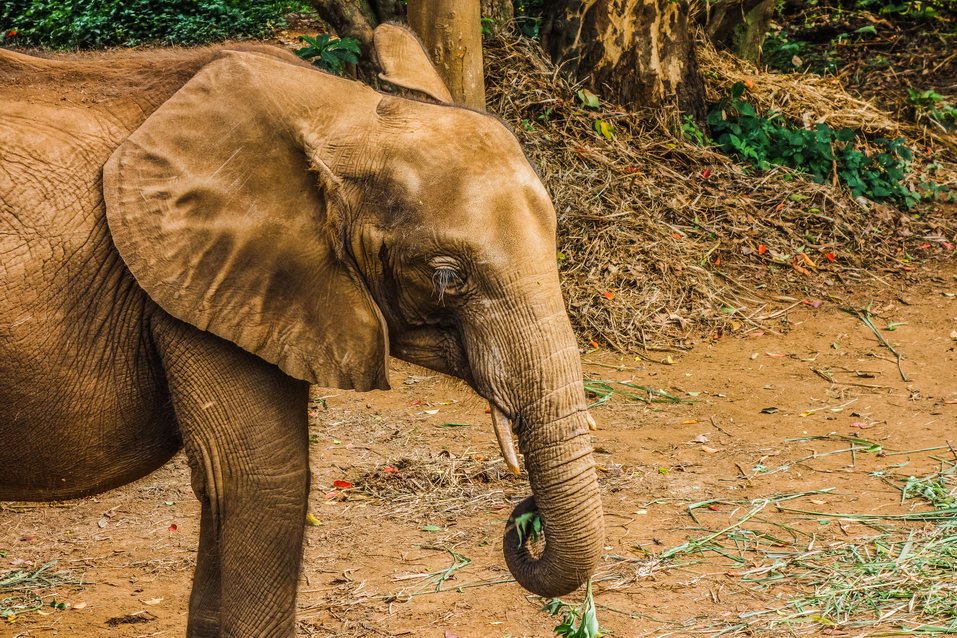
(541, 0, 708, 119)
(706, 0, 776, 64)
(407, 0, 486, 109)
(309, 0, 486, 109)
(481, 0, 515, 34)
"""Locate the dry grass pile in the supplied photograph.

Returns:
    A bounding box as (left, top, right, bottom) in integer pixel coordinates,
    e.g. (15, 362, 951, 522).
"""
(346, 452, 519, 523)
(484, 35, 956, 351)
(338, 451, 639, 524)
(697, 40, 957, 154)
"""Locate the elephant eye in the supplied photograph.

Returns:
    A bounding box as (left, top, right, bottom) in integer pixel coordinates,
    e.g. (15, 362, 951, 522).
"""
(432, 266, 464, 301)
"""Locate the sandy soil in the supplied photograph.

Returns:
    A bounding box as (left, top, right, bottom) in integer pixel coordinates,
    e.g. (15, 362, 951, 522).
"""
(2, 265, 955, 638)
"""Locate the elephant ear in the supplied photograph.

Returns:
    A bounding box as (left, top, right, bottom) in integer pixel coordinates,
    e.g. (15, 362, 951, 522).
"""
(374, 23, 453, 103)
(103, 51, 390, 391)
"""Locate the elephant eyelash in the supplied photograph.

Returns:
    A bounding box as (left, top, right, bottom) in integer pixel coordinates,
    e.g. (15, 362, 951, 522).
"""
(432, 267, 463, 303)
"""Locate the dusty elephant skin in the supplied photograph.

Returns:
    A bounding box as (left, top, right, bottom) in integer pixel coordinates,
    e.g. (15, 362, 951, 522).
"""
(0, 25, 603, 636)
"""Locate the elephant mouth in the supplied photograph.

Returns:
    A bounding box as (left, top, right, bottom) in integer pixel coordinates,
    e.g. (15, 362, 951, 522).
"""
(390, 325, 472, 380)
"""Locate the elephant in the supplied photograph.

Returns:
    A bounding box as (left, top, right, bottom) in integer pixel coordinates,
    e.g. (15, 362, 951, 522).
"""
(0, 24, 603, 636)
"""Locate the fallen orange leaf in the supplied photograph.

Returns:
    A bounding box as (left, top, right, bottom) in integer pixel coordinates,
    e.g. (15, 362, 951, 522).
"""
(800, 252, 818, 269)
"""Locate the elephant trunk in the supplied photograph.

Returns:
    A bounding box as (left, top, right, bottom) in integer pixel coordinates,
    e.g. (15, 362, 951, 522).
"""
(503, 393, 603, 598)
(463, 284, 604, 599)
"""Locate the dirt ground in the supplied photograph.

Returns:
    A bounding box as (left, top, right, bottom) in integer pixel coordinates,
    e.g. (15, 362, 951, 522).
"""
(2, 264, 955, 638)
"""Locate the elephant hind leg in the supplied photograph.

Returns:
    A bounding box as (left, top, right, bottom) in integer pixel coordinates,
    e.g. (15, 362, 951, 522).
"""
(152, 319, 310, 638)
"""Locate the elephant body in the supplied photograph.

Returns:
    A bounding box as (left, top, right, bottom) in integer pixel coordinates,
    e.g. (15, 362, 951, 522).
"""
(1, 29, 603, 637)
(0, 50, 208, 498)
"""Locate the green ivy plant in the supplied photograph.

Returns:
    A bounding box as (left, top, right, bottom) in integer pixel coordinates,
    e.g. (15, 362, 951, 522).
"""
(708, 82, 920, 208)
(295, 33, 361, 76)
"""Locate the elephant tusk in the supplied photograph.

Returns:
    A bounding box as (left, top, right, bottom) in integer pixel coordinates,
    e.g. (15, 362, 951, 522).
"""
(490, 404, 521, 476)
(585, 412, 598, 431)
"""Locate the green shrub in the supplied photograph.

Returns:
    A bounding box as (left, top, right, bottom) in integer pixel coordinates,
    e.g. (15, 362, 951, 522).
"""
(907, 89, 957, 130)
(295, 34, 360, 76)
(707, 82, 920, 208)
(763, 32, 843, 75)
(0, 0, 303, 49)
(513, 0, 545, 38)
(854, 0, 952, 19)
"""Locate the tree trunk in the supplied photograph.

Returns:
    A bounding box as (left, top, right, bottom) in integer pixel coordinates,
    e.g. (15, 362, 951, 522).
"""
(310, 0, 486, 109)
(541, 0, 707, 119)
(307, 0, 405, 80)
(481, 0, 514, 34)
(407, 0, 486, 109)
(706, 0, 776, 64)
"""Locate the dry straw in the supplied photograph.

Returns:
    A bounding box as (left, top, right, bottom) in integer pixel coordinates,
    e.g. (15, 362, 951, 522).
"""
(483, 34, 956, 351)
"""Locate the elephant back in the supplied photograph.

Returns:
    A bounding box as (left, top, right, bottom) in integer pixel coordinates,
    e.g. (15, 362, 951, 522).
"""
(0, 45, 306, 133)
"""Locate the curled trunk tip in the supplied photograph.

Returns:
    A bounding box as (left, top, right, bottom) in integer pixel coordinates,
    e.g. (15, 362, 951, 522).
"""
(502, 495, 603, 598)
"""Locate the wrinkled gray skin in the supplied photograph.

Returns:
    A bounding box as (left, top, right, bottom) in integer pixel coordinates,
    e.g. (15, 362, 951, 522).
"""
(0, 25, 603, 637)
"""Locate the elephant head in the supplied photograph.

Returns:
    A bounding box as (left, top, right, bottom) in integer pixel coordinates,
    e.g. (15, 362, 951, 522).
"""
(102, 25, 603, 598)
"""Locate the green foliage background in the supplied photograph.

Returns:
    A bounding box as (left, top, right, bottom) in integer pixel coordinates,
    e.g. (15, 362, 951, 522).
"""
(0, 0, 302, 48)
(706, 82, 921, 208)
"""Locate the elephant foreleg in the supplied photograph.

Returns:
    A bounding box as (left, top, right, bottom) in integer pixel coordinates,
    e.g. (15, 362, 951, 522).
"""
(153, 321, 310, 638)
(185, 473, 222, 636)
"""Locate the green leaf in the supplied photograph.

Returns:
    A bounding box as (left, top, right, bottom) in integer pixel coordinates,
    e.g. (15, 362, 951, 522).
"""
(421, 525, 441, 532)
(296, 33, 361, 75)
(551, 579, 603, 638)
(514, 510, 543, 547)
(576, 89, 600, 109)
(736, 101, 756, 117)
(593, 119, 615, 140)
